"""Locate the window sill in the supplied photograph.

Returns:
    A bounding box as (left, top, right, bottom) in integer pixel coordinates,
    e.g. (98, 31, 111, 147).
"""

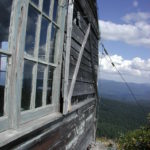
(0, 98, 96, 147)
(0, 112, 62, 147)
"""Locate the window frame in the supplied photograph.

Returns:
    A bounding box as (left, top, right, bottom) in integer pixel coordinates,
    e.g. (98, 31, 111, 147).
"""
(0, 0, 67, 132)
(0, 0, 14, 132)
(20, 0, 60, 124)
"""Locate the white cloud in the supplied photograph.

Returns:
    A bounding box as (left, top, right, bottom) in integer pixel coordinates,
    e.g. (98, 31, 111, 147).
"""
(98, 11, 150, 83)
(99, 19, 150, 47)
(122, 12, 150, 23)
(99, 54, 150, 83)
(133, 0, 138, 7)
(99, 11, 150, 47)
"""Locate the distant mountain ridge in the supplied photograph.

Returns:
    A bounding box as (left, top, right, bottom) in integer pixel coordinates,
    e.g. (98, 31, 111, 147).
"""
(98, 79, 150, 102)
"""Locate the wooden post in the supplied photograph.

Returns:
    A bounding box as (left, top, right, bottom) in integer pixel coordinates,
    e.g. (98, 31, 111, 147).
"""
(63, 0, 74, 114)
(67, 24, 91, 112)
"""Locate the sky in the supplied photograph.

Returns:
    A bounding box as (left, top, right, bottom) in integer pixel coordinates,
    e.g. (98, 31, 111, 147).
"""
(97, 0, 150, 84)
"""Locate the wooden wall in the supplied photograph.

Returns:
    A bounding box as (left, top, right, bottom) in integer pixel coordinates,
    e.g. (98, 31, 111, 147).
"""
(1, 100, 96, 150)
(1, 0, 99, 149)
(63, 0, 99, 105)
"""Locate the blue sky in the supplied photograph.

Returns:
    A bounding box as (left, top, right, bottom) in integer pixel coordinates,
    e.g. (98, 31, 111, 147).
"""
(97, 0, 150, 83)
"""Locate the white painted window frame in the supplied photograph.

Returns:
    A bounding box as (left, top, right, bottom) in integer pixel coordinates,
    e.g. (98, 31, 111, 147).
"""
(0, 0, 67, 132)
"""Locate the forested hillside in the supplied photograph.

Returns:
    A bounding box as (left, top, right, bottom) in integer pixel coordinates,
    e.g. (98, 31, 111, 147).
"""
(96, 98, 150, 139)
(98, 80, 150, 101)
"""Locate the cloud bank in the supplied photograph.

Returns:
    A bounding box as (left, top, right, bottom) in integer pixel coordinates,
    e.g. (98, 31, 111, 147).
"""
(99, 12, 150, 47)
(99, 54, 150, 83)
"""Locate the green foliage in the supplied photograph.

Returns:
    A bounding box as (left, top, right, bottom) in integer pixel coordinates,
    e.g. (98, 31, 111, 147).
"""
(96, 98, 150, 139)
(147, 113, 150, 125)
(118, 127, 150, 150)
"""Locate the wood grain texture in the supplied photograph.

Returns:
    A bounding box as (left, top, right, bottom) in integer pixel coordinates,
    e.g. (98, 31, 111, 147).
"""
(67, 24, 91, 112)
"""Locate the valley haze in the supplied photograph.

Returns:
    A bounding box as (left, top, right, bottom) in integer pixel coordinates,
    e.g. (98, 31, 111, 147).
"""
(98, 79, 150, 102)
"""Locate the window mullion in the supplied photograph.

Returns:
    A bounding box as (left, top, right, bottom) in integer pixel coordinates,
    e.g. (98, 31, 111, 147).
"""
(51, 0, 67, 108)
(4, 57, 11, 117)
(41, 0, 55, 107)
(42, 22, 52, 106)
(50, 0, 55, 19)
(0, 49, 11, 56)
(41, 0, 55, 105)
(39, 0, 44, 12)
(42, 66, 48, 106)
(45, 0, 54, 62)
(30, 63, 38, 109)
(33, 3, 43, 58)
(30, 3, 43, 109)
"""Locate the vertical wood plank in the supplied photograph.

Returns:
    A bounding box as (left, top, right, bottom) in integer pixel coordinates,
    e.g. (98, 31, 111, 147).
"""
(51, 0, 67, 111)
(89, 31, 99, 142)
(67, 24, 91, 112)
(63, 0, 74, 114)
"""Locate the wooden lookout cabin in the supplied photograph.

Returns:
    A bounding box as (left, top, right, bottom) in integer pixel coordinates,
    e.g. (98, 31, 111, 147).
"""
(0, 0, 99, 149)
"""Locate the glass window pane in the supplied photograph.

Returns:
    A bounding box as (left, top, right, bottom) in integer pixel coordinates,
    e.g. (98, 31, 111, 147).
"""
(39, 17, 49, 60)
(31, 0, 39, 6)
(25, 5, 39, 56)
(21, 60, 34, 111)
(0, 54, 7, 116)
(49, 24, 57, 63)
(35, 64, 45, 108)
(42, 0, 51, 16)
(0, 0, 12, 50)
(53, 0, 58, 22)
(46, 67, 53, 104)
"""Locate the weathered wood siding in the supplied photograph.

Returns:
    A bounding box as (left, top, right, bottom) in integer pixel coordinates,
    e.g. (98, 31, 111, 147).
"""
(1, 100, 95, 150)
(0, 0, 99, 149)
(63, 0, 99, 105)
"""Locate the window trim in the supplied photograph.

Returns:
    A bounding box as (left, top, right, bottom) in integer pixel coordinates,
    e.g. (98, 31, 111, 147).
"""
(0, 112, 62, 147)
(0, 0, 67, 133)
(20, 0, 66, 123)
(20, 0, 60, 123)
(21, 104, 58, 124)
(0, 0, 14, 132)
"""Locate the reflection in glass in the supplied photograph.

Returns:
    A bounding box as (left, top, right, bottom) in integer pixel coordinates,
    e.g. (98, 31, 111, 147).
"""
(31, 0, 39, 6)
(42, 0, 51, 16)
(39, 17, 49, 60)
(25, 5, 38, 55)
(49, 25, 57, 63)
(0, 54, 7, 116)
(21, 60, 34, 111)
(0, 0, 12, 50)
(46, 67, 53, 104)
(35, 64, 45, 108)
(53, 0, 58, 22)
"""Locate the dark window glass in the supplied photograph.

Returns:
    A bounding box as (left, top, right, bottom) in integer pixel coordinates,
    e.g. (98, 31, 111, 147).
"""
(35, 64, 45, 108)
(0, 0, 12, 50)
(42, 0, 51, 16)
(39, 17, 49, 60)
(25, 5, 38, 55)
(0, 54, 7, 116)
(21, 60, 34, 111)
(31, 0, 39, 6)
(46, 67, 53, 104)
(53, 0, 58, 22)
(49, 24, 57, 63)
